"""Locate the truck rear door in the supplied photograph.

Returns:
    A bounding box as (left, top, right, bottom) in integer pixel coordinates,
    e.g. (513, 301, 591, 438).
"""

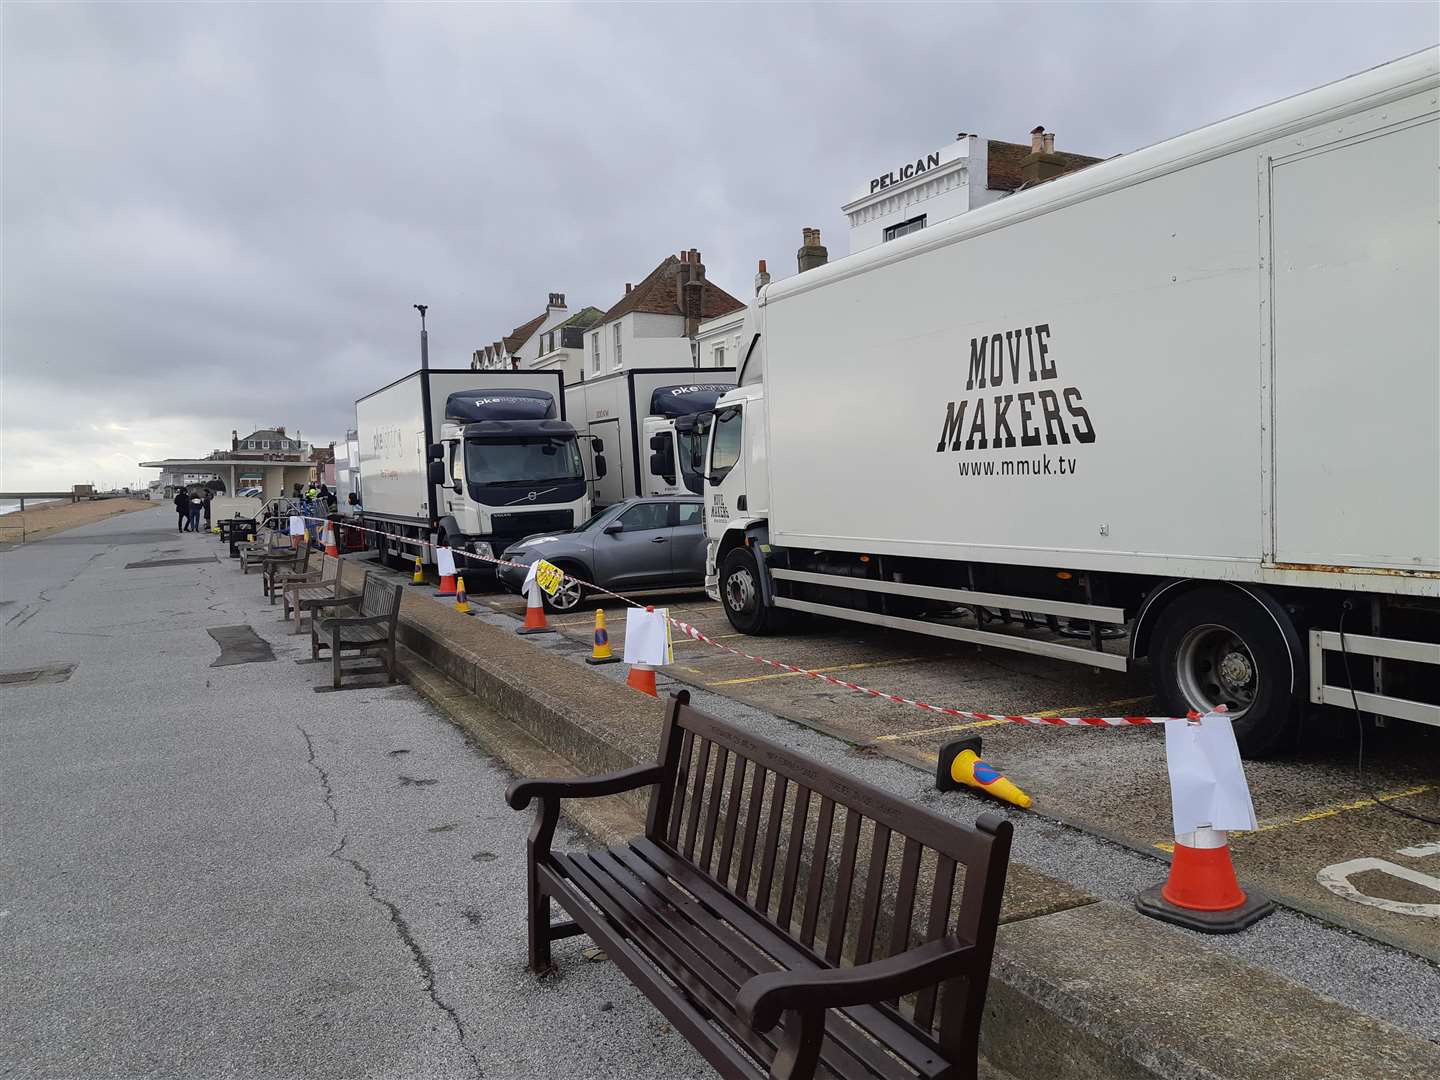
(1266, 108, 1439, 571)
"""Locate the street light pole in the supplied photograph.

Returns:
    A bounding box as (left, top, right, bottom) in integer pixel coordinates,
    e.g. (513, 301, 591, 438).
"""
(415, 304, 437, 546)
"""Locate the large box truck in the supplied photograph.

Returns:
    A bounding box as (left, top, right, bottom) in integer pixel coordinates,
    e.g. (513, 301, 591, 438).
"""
(566, 368, 734, 508)
(703, 49, 1440, 756)
(356, 369, 591, 571)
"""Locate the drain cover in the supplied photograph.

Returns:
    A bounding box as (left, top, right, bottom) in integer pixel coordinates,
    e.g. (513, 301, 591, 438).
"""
(207, 625, 275, 667)
(0, 663, 77, 686)
(126, 556, 218, 569)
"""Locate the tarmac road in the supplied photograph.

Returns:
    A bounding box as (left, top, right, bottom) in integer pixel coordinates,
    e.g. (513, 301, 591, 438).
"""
(1, 508, 708, 1079)
(473, 580, 1440, 963)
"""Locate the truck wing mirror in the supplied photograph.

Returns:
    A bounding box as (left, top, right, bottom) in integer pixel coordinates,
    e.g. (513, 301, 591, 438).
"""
(427, 443, 444, 461)
(649, 452, 674, 482)
(649, 433, 668, 452)
(593, 456, 607, 479)
(590, 436, 605, 454)
(427, 461, 447, 485)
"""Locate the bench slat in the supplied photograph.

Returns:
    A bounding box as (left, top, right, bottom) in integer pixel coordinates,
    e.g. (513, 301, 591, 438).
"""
(800, 796, 836, 948)
(715, 754, 749, 887)
(753, 775, 789, 914)
(625, 839, 949, 1079)
(913, 855, 956, 1031)
(733, 764, 769, 899)
(665, 729, 695, 849)
(699, 745, 730, 874)
(683, 737, 712, 861)
(775, 784, 812, 934)
(825, 808, 863, 965)
(853, 824, 892, 966)
(888, 837, 924, 964)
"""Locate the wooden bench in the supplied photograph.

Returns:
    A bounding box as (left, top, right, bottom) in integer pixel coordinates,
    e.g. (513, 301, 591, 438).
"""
(282, 556, 345, 635)
(507, 692, 1012, 1080)
(261, 547, 310, 604)
(309, 573, 402, 690)
(238, 534, 287, 575)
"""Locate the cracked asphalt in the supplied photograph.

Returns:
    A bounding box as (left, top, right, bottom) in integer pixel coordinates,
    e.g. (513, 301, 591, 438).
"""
(1, 508, 707, 1079)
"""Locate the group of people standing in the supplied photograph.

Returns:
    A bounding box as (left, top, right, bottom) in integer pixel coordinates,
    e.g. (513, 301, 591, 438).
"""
(173, 488, 212, 533)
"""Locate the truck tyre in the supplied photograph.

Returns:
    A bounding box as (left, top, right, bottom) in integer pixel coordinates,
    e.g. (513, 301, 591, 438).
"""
(720, 546, 782, 635)
(540, 562, 588, 614)
(1150, 588, 1299, 758)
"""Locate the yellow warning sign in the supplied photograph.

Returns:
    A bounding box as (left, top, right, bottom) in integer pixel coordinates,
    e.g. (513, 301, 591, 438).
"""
(534, 559, 566, 597)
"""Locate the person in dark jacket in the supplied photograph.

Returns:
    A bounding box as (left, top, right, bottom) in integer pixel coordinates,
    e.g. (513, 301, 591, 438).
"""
(173, 490, 190, 532)
(202, 488, 213, 530)
(187, 492, 203, 533)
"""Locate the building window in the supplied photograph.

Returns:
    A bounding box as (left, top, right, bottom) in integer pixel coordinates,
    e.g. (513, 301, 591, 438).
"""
(247, 440, 256, 449)
(613, 323, 622, 368)
(591, 334, 600, 374)
(883, 214, 927, 242)
(260, 440, 270, 450)
(713, 344, 724, 368)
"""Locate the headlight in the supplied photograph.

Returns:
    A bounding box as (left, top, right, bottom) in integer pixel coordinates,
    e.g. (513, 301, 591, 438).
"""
(472, 541, 495, 559)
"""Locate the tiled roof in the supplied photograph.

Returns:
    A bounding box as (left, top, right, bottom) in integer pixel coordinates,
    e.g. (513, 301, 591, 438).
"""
(553, 306, 604, 331)
(986, 139, 1103, 192)
(503, 311, 547, 354)
(598, 256, 745, 326)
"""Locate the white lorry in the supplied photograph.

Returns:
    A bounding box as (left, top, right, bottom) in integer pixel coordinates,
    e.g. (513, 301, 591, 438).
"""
(566, 367, 734, 508)
(355, 369, 592, 571)
(703, 49, 1440, 756)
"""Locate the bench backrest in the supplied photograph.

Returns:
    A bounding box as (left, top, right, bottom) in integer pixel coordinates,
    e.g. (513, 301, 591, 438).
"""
(644, 693, 1011, 1053)
(358, 575, 402, 625)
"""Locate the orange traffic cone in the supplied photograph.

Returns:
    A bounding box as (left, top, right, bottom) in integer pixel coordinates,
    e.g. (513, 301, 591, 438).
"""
(1136, 827, 1274, 933)
(434, 546, 457, 596)
(516, 575, 555, 635)
(324, 523, 339, 558)
(626, 662, 658, 697)
(454, 576, 472, 616)
(586, 609, 620, 665)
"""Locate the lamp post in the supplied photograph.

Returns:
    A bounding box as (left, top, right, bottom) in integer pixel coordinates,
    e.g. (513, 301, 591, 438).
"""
(415, 304, 437, 547)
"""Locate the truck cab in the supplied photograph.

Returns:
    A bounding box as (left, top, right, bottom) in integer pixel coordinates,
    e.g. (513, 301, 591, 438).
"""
(702, 384, 769, 612)
(436, 389, 591, 558)
(642, 383, 736, 498)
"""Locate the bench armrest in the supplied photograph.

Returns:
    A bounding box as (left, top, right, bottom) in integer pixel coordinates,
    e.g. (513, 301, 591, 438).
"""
(737, 935, 976, 1033)
(506, 765, 668, 810)
(303, 593, 358, 608)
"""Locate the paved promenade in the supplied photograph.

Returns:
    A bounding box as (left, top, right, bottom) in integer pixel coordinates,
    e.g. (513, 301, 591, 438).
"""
(1, 508, 704, 1079)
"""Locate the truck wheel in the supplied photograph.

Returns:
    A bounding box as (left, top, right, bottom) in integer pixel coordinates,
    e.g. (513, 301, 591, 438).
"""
(1150, 588, 1299, 758)
(720, 547, 782, 635)
(541, 564, 587, 614)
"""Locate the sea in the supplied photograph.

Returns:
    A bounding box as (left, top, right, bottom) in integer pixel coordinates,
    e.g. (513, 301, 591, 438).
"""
(0, 498, 57, 516)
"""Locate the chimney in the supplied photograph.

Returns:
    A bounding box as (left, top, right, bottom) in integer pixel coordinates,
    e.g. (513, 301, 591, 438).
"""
(678, 248, 706, 337)
(1022, 127, 1068, 185)
(754, 258, 770, 295)
(548, 292, 566, 310)
(797, 227, 828, 273)
(232, 429, 238, 451)
(276, 425, 285, 436)
(625, 283, 632, 294)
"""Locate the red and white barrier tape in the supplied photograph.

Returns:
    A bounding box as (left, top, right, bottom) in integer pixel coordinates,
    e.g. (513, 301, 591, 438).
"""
(300, 515, 1184, 727)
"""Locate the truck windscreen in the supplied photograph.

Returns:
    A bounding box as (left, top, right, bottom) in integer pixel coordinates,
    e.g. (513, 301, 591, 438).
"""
(466, 437, 583, 486)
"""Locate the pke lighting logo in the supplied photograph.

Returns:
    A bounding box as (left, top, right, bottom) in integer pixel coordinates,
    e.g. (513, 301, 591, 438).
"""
(935, 324, 1095, 479)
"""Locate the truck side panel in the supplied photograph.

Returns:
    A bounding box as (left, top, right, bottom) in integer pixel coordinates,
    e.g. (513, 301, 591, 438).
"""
(763, 90, 1438, 588)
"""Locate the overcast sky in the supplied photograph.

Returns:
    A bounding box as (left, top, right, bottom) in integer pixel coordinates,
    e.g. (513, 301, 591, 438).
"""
(2, 2, 1434, 490)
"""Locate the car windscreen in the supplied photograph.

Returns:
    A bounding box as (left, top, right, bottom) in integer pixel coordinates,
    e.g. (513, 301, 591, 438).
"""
(465, 436, 583, 486)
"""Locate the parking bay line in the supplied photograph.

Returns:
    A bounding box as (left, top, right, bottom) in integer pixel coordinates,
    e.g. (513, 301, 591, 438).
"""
(871, 696, 1155, 746)
(706, 656, 934, 687)
(1151, 784, 1435, 852)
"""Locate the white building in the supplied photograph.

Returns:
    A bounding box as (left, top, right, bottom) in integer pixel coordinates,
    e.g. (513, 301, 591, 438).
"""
(529, 306, 604, 385)
(472, 293, 572, 370)
(842, 128, 1101, 253)
(583, 250, 745, 379)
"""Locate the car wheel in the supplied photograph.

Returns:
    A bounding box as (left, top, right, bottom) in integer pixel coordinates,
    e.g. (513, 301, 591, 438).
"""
(719, 546, 784, 635)
(1150, 587, 1299, 758)
(541, 565, 587, 614)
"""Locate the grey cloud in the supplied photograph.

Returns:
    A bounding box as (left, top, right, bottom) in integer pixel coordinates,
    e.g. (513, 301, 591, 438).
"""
(2, 2, 1434, 487)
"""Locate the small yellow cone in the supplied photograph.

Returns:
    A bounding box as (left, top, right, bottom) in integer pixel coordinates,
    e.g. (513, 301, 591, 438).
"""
(454, 575, 471, 615)
(411, 555, 425, 585)
(935, 740, 1033, 809)
(586, 608, 620, 665)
